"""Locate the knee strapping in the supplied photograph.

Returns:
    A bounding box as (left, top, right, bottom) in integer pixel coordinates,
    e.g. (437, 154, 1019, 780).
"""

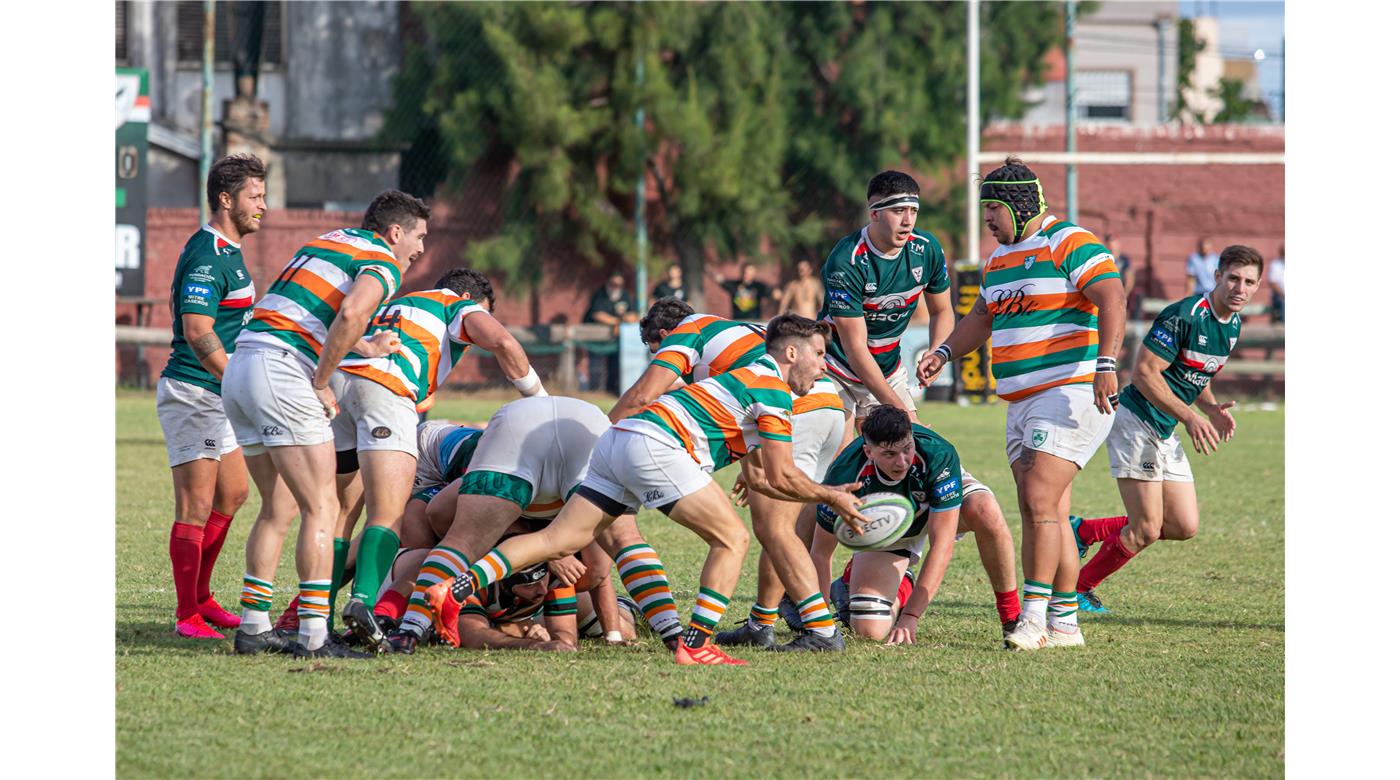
(848, 594, 894, 620)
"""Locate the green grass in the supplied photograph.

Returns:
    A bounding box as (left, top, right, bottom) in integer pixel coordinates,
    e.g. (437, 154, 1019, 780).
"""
(116, 390, 1284, 778)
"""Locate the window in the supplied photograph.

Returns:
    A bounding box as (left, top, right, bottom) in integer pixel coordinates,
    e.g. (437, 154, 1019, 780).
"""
(1075, 70, 1131, 121)
(115, 1, 128, 63)
(175, 1, 284, 67)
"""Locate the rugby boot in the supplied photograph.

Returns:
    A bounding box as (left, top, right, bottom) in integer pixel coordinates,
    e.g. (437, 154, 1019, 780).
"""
(175, 614, 225, 640)
(1002, 619, 1019, 640)
(424, 580, 463, 648)
(197, 597, 241, 629)
(1045, 623, 1087, 648)
(385, 628, 420, 655)
(776, 594, 804, 633)
(274, 598, 300, 633)
(714, 621, 775, 648)
(234, 628, 292, 655)
(829, 576, 852, 627)
(341, 597, 389, 653)
(674, 641, 748, 666)
(1003, 613, 1048, 651)
(1077, 589, 1110, 614)
(292, 637, 375, 660)
(1069, 515, 1091, 559)
(770, 630, 846, 653)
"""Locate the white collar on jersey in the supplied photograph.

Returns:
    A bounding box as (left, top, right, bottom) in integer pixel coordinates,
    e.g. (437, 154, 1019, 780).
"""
(860, 225, 902, 260)
(202, 223, 241, 249)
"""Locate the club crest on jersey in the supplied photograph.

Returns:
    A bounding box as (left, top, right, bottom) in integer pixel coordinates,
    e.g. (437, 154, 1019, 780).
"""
(1023, 254, 1037, 269)
(912, 491, 927, 504)
(1031, 428, 1048, 448)
(1229, 337, 1238, 349)
(913, 267, 924, 282)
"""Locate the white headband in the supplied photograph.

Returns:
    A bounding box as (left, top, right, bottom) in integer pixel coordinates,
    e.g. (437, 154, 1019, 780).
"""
(868, 193, 920, 212)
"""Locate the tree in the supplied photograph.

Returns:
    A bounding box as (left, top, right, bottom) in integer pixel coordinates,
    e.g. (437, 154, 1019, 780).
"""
(384, 2, 1065, 298)
(1208, 77, 1263, 124)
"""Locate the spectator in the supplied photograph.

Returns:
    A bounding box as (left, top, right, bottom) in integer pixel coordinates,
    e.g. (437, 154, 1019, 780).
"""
(584, 271, 638, 395)
(1268, 244, 1285, 323)
(651, 263, 687, 303)
(1186, 237, 1220, 295)
(778, 259, 824, 319)
(1106, 234, 1141, 319)
(711, 262, 780, 321)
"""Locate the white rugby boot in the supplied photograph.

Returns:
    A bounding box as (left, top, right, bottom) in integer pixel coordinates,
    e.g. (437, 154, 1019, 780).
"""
(1003, 613, 1049, 651)
(1045, 623, 1086, 648)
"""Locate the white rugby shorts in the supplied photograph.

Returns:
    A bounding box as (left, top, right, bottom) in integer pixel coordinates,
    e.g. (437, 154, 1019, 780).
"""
(1004, 383, 1114, 469)
(791, 405, 846, 482)
(828, 363, 917, 419)
(222, 344, 333, 455)
(330, 372, 419, 457)
(1105, 405, 1194, 482)
(579, 428, 713, 514)
(467, 396, 611, 513)
(155, 376, 239, 467)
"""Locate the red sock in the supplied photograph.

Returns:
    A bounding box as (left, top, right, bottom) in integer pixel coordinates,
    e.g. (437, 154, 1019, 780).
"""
(1077, 533, 1138, 592)
(994, 589, 1021, 623)
(374, 590, 409, 621)
(1077, 515, 1129, 544)
(196, 510, 234, 604)
(169, 522, 205, 620)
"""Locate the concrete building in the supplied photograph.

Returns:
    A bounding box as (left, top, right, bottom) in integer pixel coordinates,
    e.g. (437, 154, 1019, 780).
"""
(115, 0, 403, 210)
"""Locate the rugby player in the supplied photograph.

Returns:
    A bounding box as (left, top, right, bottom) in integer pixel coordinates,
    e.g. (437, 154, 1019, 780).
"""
(806, 405, 1019, 643)
(386, 395, 644, 654)
(1074, 246, 1264, 611)
(621, 298, 849, 652)
(425, 315, 869, 666)
(225, 190, 426, 659)
(821, 170, 956, 425)
(922, 157, 1125, 650)
(157, 154, 266, 639)
(329, 268, 546, 651)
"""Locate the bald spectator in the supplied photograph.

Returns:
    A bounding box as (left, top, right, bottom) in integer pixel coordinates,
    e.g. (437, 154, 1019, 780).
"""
(1186, 238, 1220, 295)
(778, 259, 824, 319)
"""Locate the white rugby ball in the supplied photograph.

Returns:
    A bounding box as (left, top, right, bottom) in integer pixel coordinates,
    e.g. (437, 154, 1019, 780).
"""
(834, 492, 917, 552)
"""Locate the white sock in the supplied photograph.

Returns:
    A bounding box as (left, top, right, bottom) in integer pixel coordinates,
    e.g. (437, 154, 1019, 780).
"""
(299, 616, 328, 650)
(240, 609, 272, 636)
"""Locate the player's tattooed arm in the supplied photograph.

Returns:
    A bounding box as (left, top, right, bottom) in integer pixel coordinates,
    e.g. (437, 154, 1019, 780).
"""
(182, 313, 227, 378)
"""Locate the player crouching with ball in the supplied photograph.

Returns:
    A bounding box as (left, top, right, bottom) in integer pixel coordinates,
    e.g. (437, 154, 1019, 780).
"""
(810, 405, 1021, 644)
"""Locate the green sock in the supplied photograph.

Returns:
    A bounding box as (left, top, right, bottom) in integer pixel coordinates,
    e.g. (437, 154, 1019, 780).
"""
(351, 526, 400, 605)
(328, 537, 350, 630)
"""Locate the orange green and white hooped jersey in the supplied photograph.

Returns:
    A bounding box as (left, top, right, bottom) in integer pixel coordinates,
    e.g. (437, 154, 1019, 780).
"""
(616, 354, 795, 472)
(980, 215, 1120, 402)
(461, 575, 578, 625)
(339, 289, 487, 403)
(652, 313, 843, 416)
(651, 314, 768, 383)
(236, 228, 403, 366)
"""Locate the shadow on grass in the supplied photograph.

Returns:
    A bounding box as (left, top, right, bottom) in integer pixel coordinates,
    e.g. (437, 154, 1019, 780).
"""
(934, 598, 1284, 633)
(116, 620, 236, 656)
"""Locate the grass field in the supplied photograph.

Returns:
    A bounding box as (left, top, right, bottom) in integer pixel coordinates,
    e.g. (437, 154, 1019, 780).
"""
(115, 390, 1284, 778)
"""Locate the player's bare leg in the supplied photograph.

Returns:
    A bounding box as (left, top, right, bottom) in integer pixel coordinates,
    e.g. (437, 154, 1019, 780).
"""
(1077, 479, 1197, 612)
(957, 491, 1021, 632)
(169, 455, 241, 637)
(234, 451, 298, 654)
(342, 450, 416, 649)
(846, 551, 911, 641)
(265, 442, 343, 654)
(1006, 449, 1079, 650)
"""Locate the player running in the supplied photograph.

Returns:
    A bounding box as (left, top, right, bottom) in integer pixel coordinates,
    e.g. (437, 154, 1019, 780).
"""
(426, 315, 869, 665)
(329, 268, 545, 652)
(921, 157, 1126, 651)
(1074, 246, 1264, 612)
(618, 299, 849, 652)
(821, 170, 956, 424)
(157, 154, 266, 639)
(806, 405, 1020, 643)
(224, 190, 425, 659)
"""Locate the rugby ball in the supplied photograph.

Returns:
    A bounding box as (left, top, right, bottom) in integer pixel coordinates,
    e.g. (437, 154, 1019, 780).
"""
(834, 492, 917, 552)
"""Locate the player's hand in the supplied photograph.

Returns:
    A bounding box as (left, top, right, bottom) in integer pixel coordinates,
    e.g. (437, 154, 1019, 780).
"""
(538, 639, 578, 652)
(1184, 413, 1221, 455)
(828, 483, 870, 534)
(362, 328, 403, 358)
(604, 631, 633, 647)
(917, 351, 947, 388)
(524, 623, 551, 642)
(1204, 400, 1237, 442)
(313, 383, 338, 420)
(546, 557, 587, 587)
(1093, 370, 1119, 415)
(730, 474, 751, 508)
(885, 614, 918, 645)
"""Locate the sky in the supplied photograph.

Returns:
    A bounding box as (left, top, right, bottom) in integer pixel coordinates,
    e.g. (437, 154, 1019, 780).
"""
(1180, 1, 1286, 119)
